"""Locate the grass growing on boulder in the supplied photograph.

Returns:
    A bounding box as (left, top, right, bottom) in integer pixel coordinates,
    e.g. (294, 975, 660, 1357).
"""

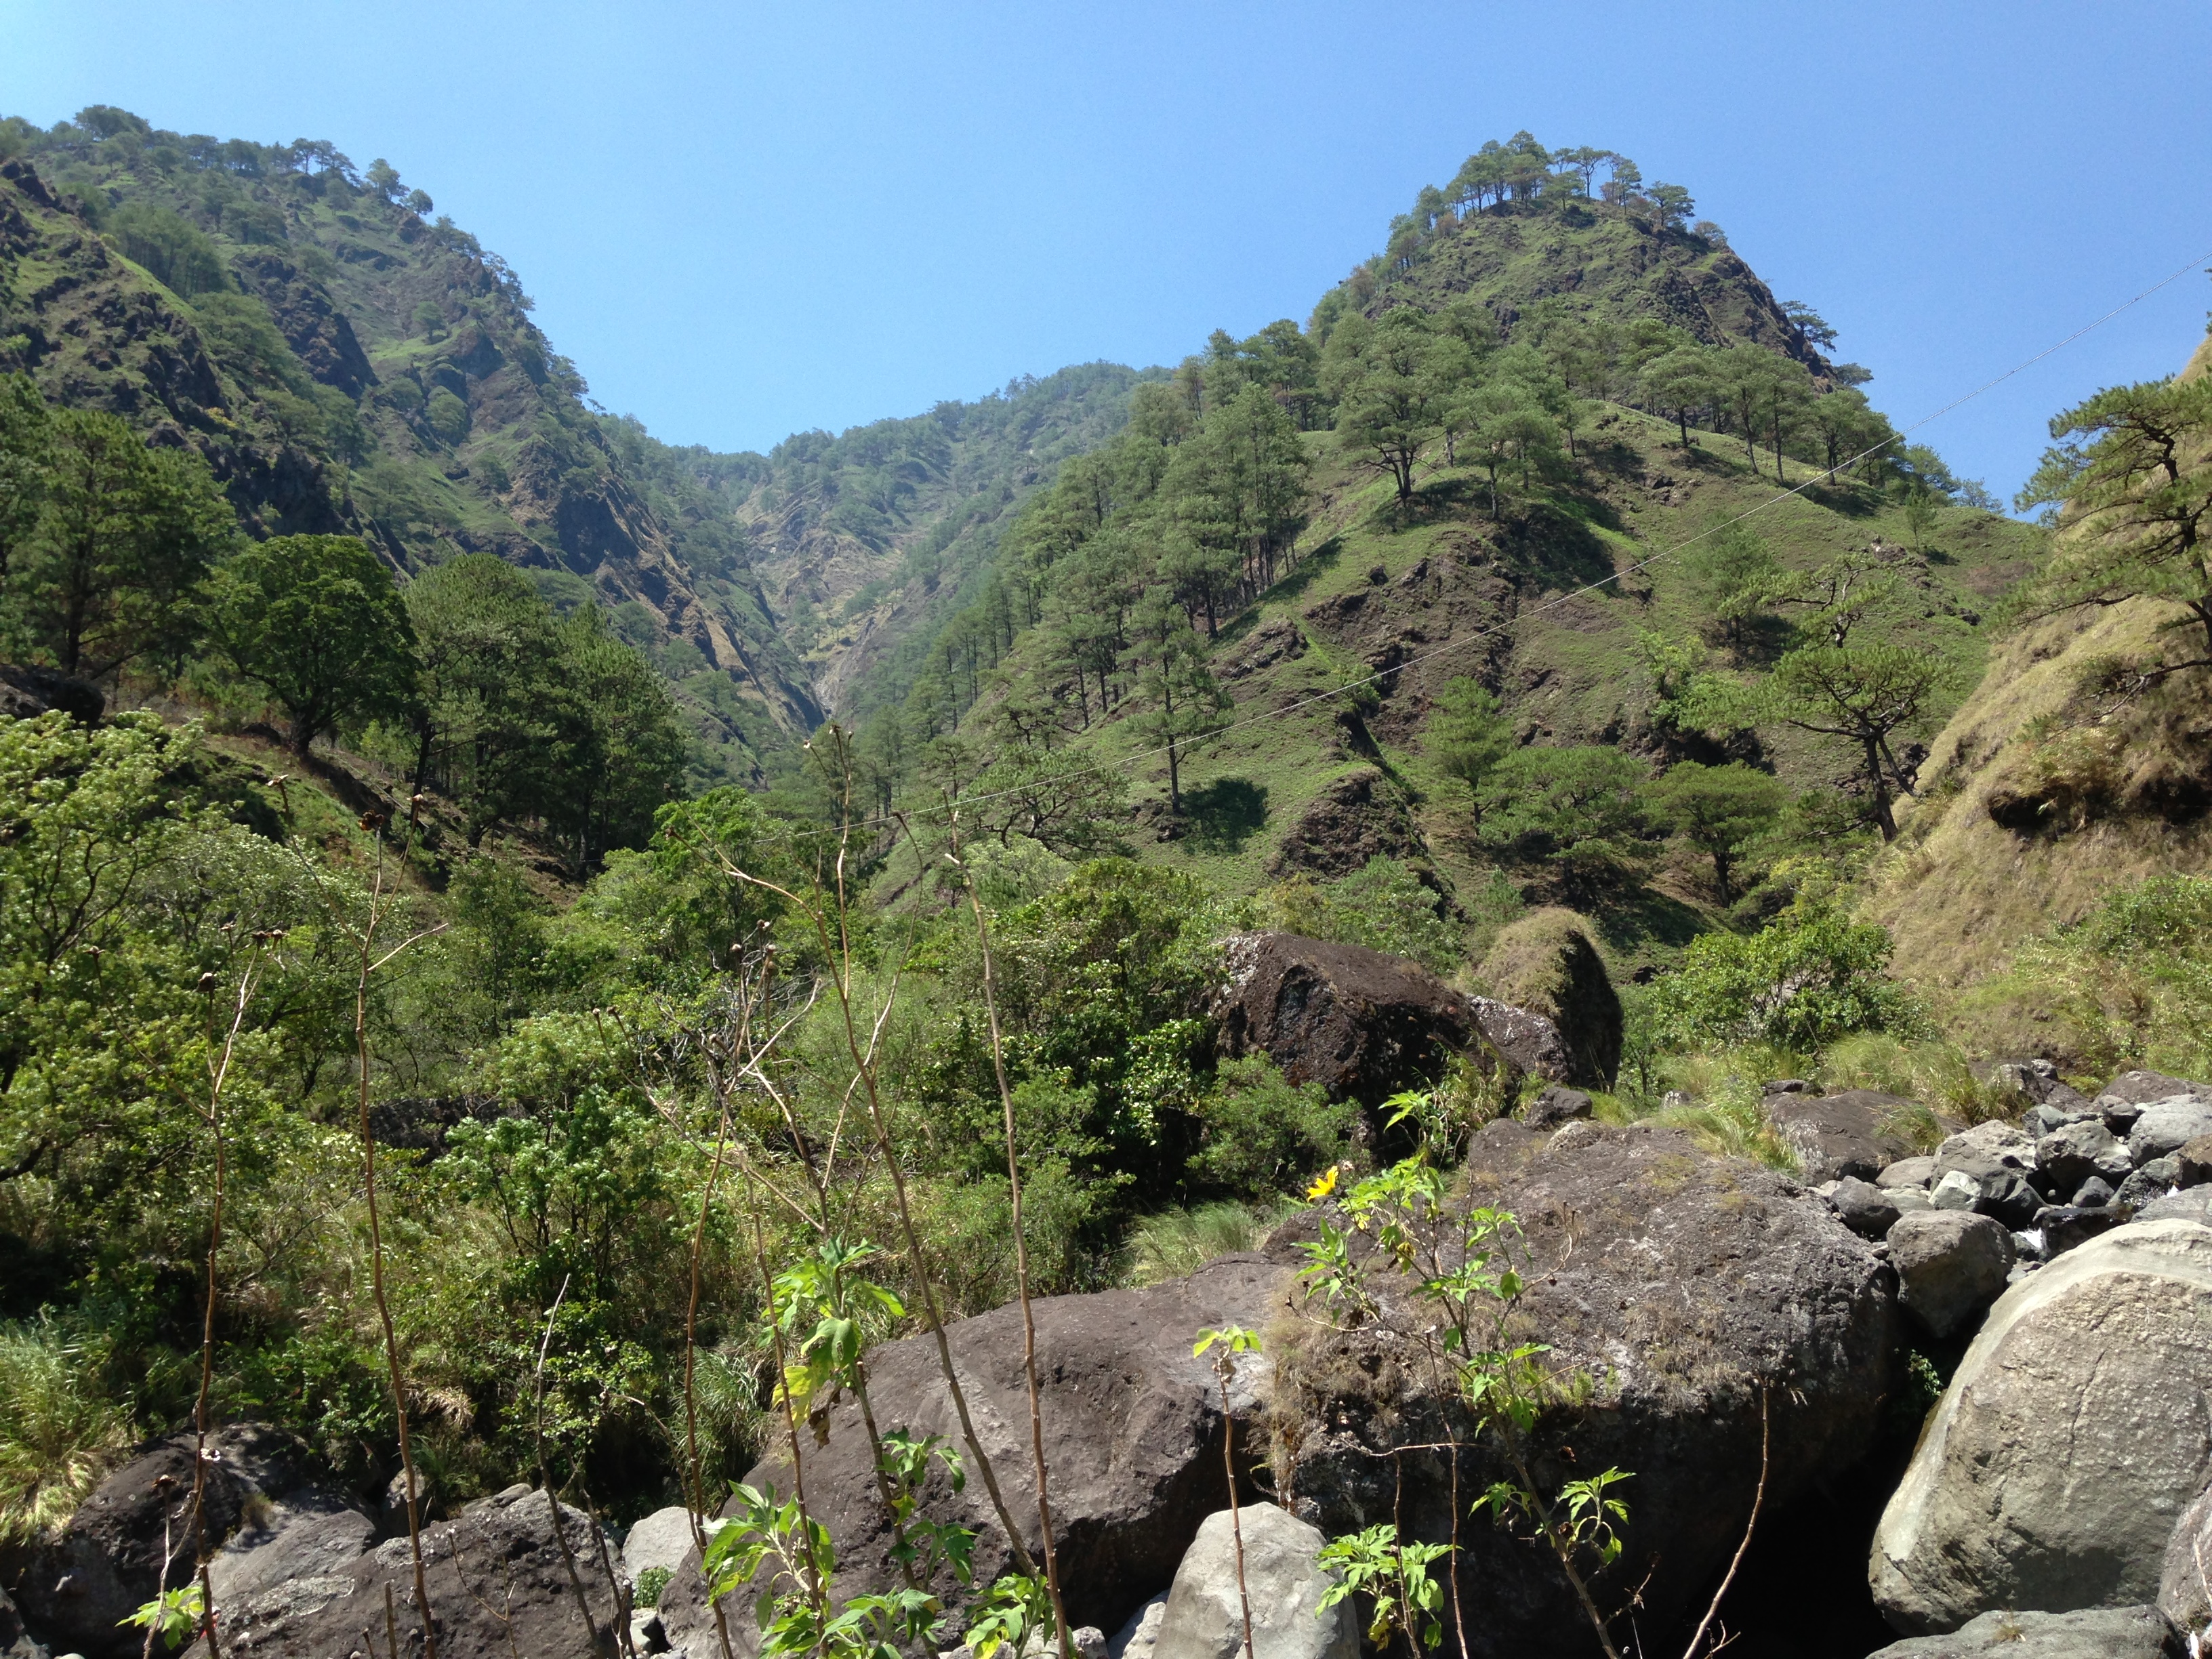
(1121, 1202, 1294, 1286)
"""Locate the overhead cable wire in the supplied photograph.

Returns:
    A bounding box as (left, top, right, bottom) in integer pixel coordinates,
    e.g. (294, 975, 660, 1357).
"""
(836, 243, 2212, 831)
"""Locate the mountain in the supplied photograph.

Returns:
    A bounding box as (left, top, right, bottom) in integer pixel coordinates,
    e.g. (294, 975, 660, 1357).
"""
(0, 108, 1150, 785)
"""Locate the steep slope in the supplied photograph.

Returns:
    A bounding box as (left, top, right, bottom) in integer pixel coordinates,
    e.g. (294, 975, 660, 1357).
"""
(604, 361, 1157, 721)
(1862, 333, 2212, 988)
(0, 108, 1157, 785)
(929, 409, 2034, 975)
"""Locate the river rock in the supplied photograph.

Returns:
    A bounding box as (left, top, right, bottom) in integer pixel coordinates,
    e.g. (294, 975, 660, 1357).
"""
(1109, 1595, 1168, 1659)
(1769, 1090, 1923, 1183)
(658, 1256, 1292, 1656)
(1871, 1217, 2212, 1633)
(1210, 932, 1568, 1105)
(0, 1585, 48, 1659)
(1887, 1212, 2015, 1337)
(184, 1484, 621, 1659)
(2100, 1070, 2212, 1109)
(1278, 1120, 1898, 1659)
(1932, 1122, 2042, 1226)
(1151, 1503, 1357, 1659)
(1880, 1156, 1937, 1190)
(621, 1505, 704, 1582)
(2129, 1099, 2212, 1165)
(1867, 1605, 2178, 1657)
(2034, 1118, 2132, 1191)
(1828, 1176, 1903, 1239)
(19, 1422, 351, 1659)
(2159, 1480, 2212, 1636)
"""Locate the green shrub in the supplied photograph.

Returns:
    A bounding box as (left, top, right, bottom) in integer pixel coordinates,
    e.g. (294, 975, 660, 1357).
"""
(1254, 856, 1464, 971)
(1647, 893, 1923, 1053)
(633, 1565, 674, 1609)
(1187, 1055, 1354, 1200)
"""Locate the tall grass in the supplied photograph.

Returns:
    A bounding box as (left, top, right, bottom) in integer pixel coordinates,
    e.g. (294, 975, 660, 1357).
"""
(0, 1315, 130, 1546)
(1121, 1202, 1293, 1286)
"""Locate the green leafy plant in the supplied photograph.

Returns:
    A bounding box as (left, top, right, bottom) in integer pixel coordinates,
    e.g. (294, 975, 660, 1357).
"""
(1315, 1524, 1452, 1654)
(964, 1573, 1057, 1659)
(633, 1564, 674, 1610)
(123, 1582, 205, 1652)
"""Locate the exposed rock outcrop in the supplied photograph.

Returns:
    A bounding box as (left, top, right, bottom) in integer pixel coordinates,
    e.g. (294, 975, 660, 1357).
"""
(18, 1422, 350, 1659)
(1866, 1605, 2179, 1658)
(183, 1485, 620, 1659)
(1769, 1090, 1923, 1183)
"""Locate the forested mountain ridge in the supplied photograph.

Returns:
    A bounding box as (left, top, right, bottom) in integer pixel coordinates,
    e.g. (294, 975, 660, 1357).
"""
(600, 361, 1160, 722)
(0, 108, 1152, 787)
(1331, 156, 1836, 377)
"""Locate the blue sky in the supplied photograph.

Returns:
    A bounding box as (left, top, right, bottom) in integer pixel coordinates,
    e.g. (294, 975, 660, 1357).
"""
(6, 0, 2209, 497)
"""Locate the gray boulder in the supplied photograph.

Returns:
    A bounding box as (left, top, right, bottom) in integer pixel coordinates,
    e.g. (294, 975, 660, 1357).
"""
(2035, 1118, 2133, 1191)
(18, 1422, 350, 1659)
(185, 1484, 621, 1659)
(1110, 1595, 1169, 1659)
(1151, 1503, 1357, 1659)
(1880, 1156, 1938, 1190)
(1828, 1176, 1902, 1239)
(2118, 1156, 2184, 1210)
(1521, 1085, 1593, 1132)
(1768, 1088, 1922, 1183)
(1933, 1122, 2043, 1227)
(2100, 1069, 2212, 1108)
(2179, 1136, 2212, 1187)
(2074, 1175, 2118, 1208)
(1872, 1217, 2212, 1633)
(1887, 1212, 2015, 1338)
(2034, 1204, 2127, 1258)
(658, 1256, 1292, 1656)
(1110, 1596, 1169, 1659)
(1281, 1120, 1898, 1659)
(2141, 1187, 2212, 1226)
(2160, 1480, 2212, 1637)
(1929, 1170, 1980, 1211)
(1867, 1605, 2178, 1657)
(621, 1505, 704, 1582)
(2130, 1100, 2212, 1165)
(1210, 933, 1566, 1107)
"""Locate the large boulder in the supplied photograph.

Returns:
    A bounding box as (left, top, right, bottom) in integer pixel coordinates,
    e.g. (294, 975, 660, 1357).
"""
(17, 1422, 348, 1659)
(1210, 933, 1568, 1107)
(183, 1484, 621, 1658)
(1769, 1090, 1923, 1183)
(1473, 909, 1622, 1088)
(657, 1256, 1293, 1657)
(2129, 1099, 2212, 1166)
(0, 664, 103, 724)
(1274, 1120, 1900, 1659)
(621, 1505, 703, 1582)
(1887, 1212, 2015, 1338)
(1866, 1605, 2179, 1658)
(1871, 1218, 2212, 1633)
(2160, 1480, 2212, 1637)
(1931, 1122, 2043, 1227)
(1151, 1503, 1357, 1659)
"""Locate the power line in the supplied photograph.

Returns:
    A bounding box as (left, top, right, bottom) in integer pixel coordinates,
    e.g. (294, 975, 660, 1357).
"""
(840, 243, 2212, 832)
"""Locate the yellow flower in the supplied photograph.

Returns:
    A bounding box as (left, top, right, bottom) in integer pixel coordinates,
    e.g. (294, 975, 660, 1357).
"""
(1305, 1165, 1340, 1202)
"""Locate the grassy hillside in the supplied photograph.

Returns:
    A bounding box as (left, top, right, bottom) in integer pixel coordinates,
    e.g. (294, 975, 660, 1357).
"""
(926, 402, 2035, 978)
(1864, 331, 2212, 990)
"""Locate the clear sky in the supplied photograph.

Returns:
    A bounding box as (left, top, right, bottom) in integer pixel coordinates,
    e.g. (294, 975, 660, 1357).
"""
(5, 0, 2209, 498)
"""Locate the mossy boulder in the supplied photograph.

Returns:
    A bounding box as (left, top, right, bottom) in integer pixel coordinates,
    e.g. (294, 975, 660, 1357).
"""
(1476, 907, 1623, 1088)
